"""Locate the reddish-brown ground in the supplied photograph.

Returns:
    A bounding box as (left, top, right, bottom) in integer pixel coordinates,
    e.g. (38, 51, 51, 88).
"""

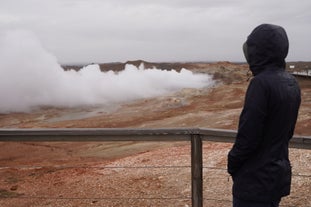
(0, 62, 310, 206)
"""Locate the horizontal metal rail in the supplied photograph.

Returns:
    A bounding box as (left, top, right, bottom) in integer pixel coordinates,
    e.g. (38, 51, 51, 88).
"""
(0, 128, 310, 148)
(0, 128, 310, 207)
(0, 128, 197, 141)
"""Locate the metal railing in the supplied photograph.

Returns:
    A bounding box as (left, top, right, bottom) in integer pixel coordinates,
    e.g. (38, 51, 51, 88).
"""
(0, 128, 310, 207)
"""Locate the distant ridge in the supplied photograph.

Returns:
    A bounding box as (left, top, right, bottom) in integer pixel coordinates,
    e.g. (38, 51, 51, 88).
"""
(62, 60, 311, 73)
(62, 60, 238, 72)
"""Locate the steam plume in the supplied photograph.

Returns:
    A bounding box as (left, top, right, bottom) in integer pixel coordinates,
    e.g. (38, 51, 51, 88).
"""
(0, 30, 214, 113)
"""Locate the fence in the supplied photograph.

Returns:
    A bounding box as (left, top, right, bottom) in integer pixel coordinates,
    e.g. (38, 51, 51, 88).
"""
(0, 128, 310, 207)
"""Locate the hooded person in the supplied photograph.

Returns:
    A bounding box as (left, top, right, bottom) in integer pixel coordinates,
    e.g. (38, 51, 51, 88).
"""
(227, 24, 301, 207)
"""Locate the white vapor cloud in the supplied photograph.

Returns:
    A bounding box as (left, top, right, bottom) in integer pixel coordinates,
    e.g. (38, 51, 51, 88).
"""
(0, 30, 214, 113)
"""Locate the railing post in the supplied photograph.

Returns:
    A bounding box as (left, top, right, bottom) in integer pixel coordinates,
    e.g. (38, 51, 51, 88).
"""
(191, 134, 203, 207)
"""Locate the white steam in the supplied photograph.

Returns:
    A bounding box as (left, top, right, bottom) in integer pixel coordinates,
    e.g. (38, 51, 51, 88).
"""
(0, 30, 214, 113)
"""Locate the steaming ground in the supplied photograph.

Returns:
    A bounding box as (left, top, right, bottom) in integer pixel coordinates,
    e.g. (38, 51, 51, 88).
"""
(0, 30, 214, 113)
(0, 43, 310, 206)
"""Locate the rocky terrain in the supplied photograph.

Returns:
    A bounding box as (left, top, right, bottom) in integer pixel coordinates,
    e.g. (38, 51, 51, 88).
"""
(0, 61, 310, 206)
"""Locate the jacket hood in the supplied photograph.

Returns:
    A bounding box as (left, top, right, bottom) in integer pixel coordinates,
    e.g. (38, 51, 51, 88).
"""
(244, 24, 289, 76)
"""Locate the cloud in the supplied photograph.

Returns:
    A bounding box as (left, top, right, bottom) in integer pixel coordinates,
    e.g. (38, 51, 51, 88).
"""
(0, 30, 214, 113)
(0, 0, 310, 62)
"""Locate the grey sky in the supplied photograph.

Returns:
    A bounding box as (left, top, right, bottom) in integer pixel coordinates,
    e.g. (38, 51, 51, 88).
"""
(0, 0, 310, 64)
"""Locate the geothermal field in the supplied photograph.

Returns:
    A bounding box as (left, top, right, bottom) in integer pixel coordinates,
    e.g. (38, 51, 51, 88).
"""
(0, 29, 310, 207)
(0, 60, 310, 207)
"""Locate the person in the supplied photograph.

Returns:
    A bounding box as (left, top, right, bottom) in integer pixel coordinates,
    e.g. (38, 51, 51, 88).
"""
(227, 23, 301, 207)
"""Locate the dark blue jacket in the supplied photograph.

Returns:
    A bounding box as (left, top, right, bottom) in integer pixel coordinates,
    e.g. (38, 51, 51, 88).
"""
(227, 24, 301, 202)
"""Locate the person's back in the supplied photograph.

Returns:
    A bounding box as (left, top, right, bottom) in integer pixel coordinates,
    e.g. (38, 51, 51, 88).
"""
(227, 24, 301, 207)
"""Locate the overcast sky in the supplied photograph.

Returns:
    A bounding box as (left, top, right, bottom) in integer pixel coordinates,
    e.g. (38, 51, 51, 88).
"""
(0, 0, 310, 64)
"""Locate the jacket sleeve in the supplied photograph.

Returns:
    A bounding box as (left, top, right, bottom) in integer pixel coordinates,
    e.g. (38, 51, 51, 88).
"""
(228, 77, 268, 176)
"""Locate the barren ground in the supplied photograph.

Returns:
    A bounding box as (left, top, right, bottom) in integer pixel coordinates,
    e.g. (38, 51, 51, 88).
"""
(0, 62, 310, 207)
